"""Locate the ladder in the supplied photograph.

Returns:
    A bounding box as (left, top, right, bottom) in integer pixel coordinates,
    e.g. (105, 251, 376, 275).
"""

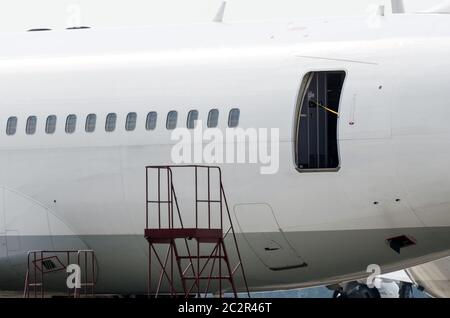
(23, 250, 96, 298)
(145, 165, 250, 298)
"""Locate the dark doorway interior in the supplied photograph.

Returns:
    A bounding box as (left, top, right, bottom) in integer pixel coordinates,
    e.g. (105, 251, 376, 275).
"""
(296, 71, 346, 171)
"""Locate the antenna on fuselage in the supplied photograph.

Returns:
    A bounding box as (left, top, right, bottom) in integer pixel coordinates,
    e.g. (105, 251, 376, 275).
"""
(213, 1, 227, 22)
(391, 0, 406, 13)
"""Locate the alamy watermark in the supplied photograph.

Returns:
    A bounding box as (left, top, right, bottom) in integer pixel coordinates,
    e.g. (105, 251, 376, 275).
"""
(170, 121, 280, 174)
(66, 4, 83, 28)
(366, 264, 382, 289)
(66, 264, 81, 289)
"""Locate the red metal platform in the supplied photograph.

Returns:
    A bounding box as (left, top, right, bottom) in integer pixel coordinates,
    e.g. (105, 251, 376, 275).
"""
(23, 250, 96, 298)
(145, 165, 250, 298)
(145, 228, 223, 243)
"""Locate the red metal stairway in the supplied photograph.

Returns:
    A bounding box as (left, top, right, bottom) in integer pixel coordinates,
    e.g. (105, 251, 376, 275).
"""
(145, 165, 250, 298)
(23, 250, 96, 298)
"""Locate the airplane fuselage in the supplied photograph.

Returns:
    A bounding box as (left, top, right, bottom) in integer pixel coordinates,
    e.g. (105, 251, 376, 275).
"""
(1, 14, 450, 294)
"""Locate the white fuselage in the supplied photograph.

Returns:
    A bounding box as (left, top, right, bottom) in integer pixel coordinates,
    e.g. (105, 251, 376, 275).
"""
(2, 14, 450, 294)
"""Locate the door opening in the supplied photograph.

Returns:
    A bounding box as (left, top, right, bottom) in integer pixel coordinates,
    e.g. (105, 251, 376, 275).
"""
(295, 71, 346, 171)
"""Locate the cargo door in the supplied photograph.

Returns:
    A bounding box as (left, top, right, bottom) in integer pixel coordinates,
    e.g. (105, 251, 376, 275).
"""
(234, 203, 307, 271)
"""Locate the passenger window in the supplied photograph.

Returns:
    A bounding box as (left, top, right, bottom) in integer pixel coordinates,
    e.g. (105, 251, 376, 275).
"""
(146, 112, 157, 130)
(125, 112, 137, 131)
(65, 114, 77, 134)
(187, 110, 199, 129)
(46, 115, 57, 134)
(207, 109, 219, 128)
(26, 116, 37, 135)
(105, 113, 117, 132)
(166, 111, 178, 130)
(295, 71, 346, 171)
(85, 114, 96, 133)
(6, 117, 17, 136)
(228, 108, 240, 128)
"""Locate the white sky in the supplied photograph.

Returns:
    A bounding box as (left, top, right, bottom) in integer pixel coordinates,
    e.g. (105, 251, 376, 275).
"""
(0, 0, 444, 32)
